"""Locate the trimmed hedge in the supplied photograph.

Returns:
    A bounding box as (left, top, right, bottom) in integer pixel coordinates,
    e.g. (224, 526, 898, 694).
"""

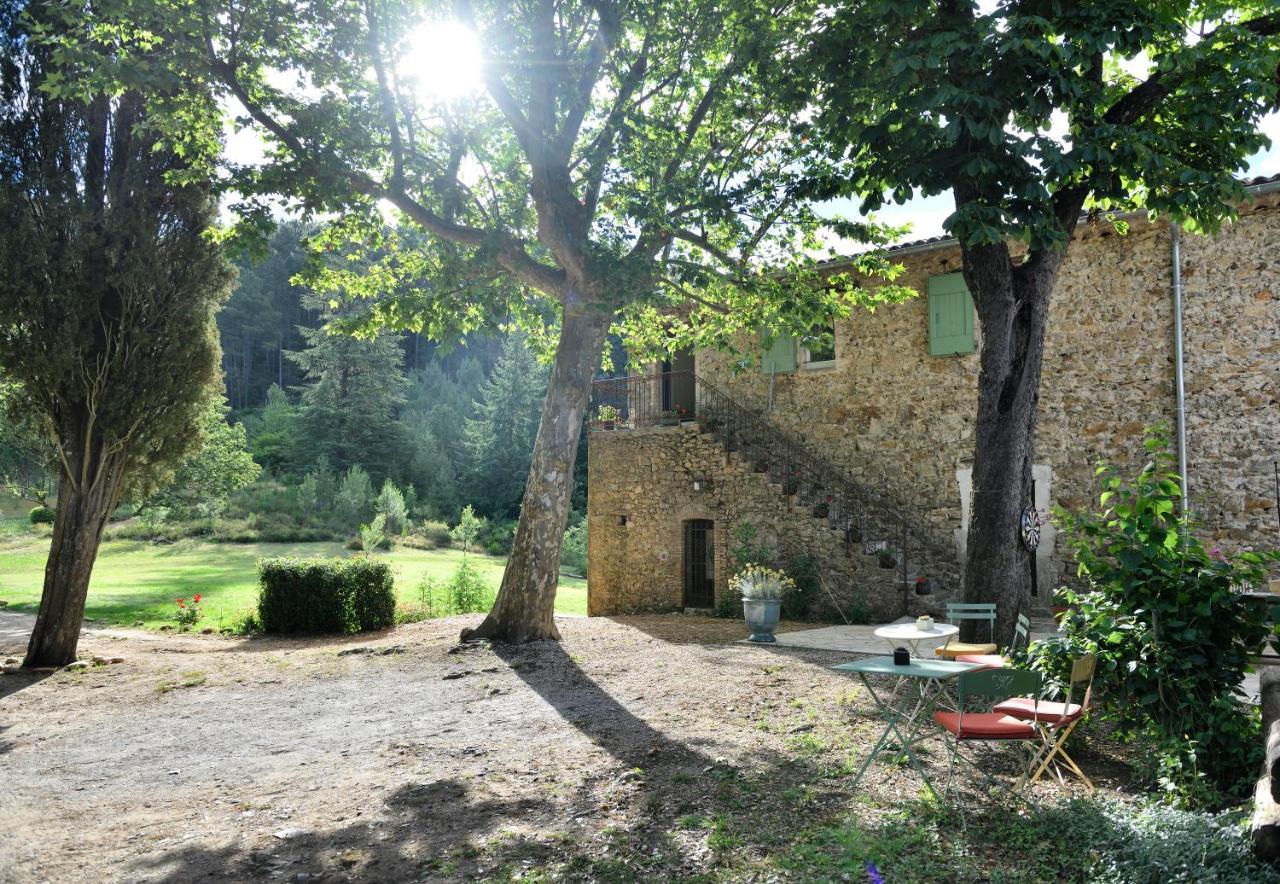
(257, 557, 396, 634)
(28, 505, 54, 524)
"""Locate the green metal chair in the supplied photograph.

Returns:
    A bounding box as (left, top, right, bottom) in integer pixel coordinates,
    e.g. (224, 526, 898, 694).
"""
(935, 602, 998, 659)
(933, 667, 1043, 800)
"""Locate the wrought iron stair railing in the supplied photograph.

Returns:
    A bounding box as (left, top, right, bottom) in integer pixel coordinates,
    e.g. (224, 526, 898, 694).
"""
(589, 370, 960, 596)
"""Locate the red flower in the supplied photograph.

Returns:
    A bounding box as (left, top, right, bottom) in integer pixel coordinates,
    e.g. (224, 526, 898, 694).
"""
(175, 598, 185, 604)
(192, 594, 202, 604)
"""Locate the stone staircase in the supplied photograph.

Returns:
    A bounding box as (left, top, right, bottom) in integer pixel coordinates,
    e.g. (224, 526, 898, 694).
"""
(712, 429, 960, 619)
(592, 371, 963, 619)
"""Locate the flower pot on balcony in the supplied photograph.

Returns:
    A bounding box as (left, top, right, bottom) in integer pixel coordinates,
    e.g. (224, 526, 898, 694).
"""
(743, 598, 782, 643)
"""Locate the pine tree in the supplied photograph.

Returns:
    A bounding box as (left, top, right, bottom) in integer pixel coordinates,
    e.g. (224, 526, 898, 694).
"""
(464, 334, 548, 519)
(408, 429, 460, 521)
(288, 295, 410, 481)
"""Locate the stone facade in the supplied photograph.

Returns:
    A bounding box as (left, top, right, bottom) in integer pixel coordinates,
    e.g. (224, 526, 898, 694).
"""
(588, 190, 1280, 618)
(587, 423, 910, 620)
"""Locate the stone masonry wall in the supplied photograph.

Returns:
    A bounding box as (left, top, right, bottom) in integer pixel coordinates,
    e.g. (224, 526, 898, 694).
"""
(587, 424, 911, 621)
(589, 194, 1280, 617)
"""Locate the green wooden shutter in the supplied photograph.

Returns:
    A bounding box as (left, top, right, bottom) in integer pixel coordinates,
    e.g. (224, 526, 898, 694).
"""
(928, 273, 975, 356)
(760, 332, 796, 374)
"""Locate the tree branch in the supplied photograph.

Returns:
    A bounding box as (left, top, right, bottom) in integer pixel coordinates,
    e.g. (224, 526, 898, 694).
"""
(203, 27, 565, 296)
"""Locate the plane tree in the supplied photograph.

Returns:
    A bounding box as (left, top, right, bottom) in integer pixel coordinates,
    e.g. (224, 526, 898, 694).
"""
(174, 0, 908, 641)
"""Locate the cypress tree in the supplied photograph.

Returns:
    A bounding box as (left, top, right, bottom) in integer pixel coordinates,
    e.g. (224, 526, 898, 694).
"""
(0, 10, 233, 666)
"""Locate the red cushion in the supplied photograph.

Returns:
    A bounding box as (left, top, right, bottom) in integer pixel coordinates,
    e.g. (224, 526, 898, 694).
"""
(954, 654, 1007, 669)
(933, 711, 1037, 740)
(992, 696, 1083, 725)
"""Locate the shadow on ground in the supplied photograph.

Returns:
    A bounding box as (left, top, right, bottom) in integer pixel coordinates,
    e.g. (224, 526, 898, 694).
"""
(130, 778, 553, 882)
(0, 669, 50, 703)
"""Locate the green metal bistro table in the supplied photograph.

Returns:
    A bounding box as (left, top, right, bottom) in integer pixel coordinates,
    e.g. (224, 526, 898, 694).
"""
(834, 655, 981, 796)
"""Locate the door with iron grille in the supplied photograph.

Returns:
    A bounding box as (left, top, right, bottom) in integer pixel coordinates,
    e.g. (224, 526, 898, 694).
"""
(682, 519, 715, 608)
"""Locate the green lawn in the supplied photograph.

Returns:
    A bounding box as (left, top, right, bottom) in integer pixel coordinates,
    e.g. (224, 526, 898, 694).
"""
(0, 537, 587, 629)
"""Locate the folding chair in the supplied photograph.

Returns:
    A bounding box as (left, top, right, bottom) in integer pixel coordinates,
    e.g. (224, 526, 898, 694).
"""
(955, 613, 1032, 669)
(994, 654, 1096, 792)
(933, 668, 1043, 798)
(935, 602, 998, 659)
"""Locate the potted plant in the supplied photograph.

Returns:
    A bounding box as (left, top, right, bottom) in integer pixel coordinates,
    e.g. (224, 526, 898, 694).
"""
(877, 547, 898, 569)
(813, 496, 832, 519)
(783, 472, 800, 496)
(914, 575, 932, 596)
(734, 565, 796, 643)
(754, 454, 770, 473)
(1049, 587, 1072, 623)
(592, 404, 620, 430)
(658, 409, 680, 426)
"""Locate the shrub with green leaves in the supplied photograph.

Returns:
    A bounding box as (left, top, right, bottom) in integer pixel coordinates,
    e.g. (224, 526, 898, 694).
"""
(257, 557, 396, 634)
(416, 519, 453, 548)
(375, 479, 407, 535)
(450, 504, 484, 554)
(359, 513, 390, 552)
(447, 557, 494, 614)
(1026, 429, 1277, 804)
(27, 505, 53, 524)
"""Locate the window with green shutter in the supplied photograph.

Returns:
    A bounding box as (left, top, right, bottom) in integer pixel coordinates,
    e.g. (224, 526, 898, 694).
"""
(928, 273, 975, 356)
(760, 332, 796, 374)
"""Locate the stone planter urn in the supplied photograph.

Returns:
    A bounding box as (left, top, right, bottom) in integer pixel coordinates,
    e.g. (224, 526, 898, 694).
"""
(744, 598, 782, 643)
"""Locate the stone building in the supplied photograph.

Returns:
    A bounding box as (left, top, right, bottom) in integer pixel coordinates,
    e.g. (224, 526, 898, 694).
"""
(586, 177, 1280, 621)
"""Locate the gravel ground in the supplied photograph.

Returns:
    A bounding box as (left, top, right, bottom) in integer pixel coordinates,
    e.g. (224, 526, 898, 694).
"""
(0, 613, 1129, 882)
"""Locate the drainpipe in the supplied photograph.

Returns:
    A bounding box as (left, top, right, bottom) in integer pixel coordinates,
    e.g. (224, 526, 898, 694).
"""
(1171, 223, 1189, 516)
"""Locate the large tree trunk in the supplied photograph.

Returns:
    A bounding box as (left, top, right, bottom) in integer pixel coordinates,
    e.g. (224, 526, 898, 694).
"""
(23, 476, 119, 668)
(960, 240, 1059, 647)
(461, 306, 611, 642)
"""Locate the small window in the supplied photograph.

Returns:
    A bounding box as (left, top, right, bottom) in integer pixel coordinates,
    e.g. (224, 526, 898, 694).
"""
(800, 322, 836, 367)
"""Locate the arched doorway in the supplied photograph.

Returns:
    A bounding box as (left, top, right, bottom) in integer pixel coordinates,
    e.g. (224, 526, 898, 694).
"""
(682, 518, 715, 608)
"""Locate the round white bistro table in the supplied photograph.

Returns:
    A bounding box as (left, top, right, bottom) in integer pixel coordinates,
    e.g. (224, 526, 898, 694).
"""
(873, 622, 959, 658)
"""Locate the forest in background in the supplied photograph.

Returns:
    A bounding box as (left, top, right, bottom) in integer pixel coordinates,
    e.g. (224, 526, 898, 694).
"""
(1, 220, 598, 571)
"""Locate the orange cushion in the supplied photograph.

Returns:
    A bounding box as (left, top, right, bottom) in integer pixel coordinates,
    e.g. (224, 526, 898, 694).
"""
(954, 654, 1007, 669)
(992, 697, 1084, 725)
(933, 711, 1037, 740)
(936, 642, 998, 658)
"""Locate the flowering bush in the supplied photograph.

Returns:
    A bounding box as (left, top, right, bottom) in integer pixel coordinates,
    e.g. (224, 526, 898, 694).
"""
(732, 565, 796, 601)
(173, 593, 202, 628)
(594, 404, 620, 423)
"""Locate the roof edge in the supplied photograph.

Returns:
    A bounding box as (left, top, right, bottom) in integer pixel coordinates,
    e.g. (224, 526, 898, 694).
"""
(817, 172, 1280, 270)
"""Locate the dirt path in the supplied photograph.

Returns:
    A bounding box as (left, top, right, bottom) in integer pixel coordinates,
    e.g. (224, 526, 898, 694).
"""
(0, 614, 1125, 882)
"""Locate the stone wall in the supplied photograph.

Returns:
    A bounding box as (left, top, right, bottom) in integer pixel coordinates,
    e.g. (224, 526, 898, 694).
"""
(587, 423, 910, 621)
(588, 193, 1280, 617)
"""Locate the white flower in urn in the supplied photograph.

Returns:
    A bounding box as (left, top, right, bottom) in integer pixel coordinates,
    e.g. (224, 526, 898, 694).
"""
(915, 614, 935, 631)
(732, 565, 796, 600)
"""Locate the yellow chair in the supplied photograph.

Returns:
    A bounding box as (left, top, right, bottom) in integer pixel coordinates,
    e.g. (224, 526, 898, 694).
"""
(955, 613, 1032, 669)
(995, 654, 1097, 792)
(935, 602, 998, 659)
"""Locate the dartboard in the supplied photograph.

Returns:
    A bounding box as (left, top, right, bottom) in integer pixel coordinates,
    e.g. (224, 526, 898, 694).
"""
(1020, 505, 1041, 551)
